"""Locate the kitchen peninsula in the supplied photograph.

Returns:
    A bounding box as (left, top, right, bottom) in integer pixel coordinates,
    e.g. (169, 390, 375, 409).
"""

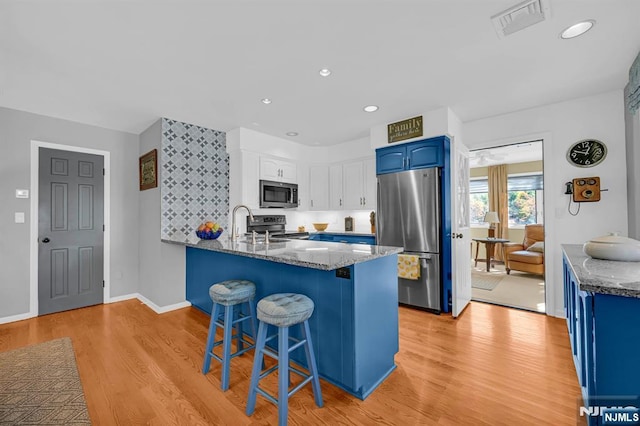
(164, 235, 402, 400)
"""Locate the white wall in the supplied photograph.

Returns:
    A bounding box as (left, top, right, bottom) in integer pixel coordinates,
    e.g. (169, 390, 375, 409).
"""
(463, 90, 628, 317)
(0, 107, 140, 320)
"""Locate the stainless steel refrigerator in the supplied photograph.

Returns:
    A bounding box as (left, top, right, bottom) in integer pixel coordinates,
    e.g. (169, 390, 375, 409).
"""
(376, 168, 441, 312)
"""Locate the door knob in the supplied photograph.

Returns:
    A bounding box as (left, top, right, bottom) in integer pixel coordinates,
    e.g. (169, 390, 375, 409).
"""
(452, 233, 463, 239)
(42, 237, 50, 243)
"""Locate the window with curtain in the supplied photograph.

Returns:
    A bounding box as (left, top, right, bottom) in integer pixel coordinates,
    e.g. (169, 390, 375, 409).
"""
(470, 174, 543, 226)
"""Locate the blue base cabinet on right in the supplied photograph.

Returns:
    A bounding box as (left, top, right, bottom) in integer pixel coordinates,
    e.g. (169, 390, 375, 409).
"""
(563, 256, 640, 425)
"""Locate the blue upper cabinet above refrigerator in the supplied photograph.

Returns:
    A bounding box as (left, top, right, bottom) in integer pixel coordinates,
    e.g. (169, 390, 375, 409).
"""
(376, 136, 446, 175)
(376, 146, 406, 174)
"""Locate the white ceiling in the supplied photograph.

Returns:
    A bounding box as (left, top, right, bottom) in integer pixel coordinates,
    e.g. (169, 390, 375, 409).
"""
(2, 1, 639, 146)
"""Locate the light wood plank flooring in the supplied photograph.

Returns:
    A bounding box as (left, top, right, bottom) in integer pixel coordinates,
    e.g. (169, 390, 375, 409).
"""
(0, 300, 583, 425)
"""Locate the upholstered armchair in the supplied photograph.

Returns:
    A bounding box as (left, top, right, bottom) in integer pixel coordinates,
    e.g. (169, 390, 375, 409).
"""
(503, 224, 544, 276)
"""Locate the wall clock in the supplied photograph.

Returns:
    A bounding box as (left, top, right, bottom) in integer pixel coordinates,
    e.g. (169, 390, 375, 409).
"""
(566, 139, 607, 168)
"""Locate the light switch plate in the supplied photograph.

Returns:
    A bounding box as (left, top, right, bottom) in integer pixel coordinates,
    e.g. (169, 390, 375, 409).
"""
(16, 189, 29, 199)
(15, 212, 25, 223)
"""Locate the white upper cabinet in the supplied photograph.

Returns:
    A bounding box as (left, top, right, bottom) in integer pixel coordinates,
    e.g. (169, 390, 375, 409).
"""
(228, 150, 260, 209)
(309, 165, 329, 210)
(260, 157, 297, 183)
(342, 161, 364, 209)
(363, 157, 377, 210)
(329, 164, 344, 209)
(296, 163, 309, 210)
(335, 157, 377, 210)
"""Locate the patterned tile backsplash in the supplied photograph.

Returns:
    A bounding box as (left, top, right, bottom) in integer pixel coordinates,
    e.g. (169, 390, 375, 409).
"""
(161, 118, 229, 240)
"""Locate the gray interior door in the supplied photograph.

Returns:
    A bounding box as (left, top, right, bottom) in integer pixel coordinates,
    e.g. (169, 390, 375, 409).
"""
(38, 148, 104, 315)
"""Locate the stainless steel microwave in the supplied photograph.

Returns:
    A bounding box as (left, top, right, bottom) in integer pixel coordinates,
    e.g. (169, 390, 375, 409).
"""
(259, 180, 298, 208)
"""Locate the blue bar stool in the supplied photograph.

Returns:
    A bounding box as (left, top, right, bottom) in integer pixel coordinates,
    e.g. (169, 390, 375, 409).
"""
(246, 293, 323, 426)
(202, 279, 258, 391)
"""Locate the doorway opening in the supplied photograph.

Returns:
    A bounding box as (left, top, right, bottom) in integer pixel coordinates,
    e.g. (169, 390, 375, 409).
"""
(468, 140, 545, 313)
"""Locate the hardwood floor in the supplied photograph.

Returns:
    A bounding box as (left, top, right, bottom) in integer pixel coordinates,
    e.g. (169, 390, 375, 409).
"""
(0, 300, 583, 425)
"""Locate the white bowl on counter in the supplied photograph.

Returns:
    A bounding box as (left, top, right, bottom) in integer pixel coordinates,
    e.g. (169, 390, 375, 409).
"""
(583, 232, 640, 262)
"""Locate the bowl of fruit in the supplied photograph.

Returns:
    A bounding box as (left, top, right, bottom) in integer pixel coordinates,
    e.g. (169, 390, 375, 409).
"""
(196, 221, 223, 240)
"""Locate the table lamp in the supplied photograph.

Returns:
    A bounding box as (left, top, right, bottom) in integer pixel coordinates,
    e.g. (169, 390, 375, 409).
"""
(483, 211, 500, 238)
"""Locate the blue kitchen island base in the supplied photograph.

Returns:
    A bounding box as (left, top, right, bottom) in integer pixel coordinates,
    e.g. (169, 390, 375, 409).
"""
(186, 246, 399, 400)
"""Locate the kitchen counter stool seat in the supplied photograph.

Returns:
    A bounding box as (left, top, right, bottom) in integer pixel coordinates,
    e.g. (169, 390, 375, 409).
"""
(202, 279, 258, 391)
(246, 293, 323, 426)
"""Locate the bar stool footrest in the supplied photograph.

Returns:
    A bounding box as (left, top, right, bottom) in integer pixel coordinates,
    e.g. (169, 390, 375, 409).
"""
(258, 364, 279, 380)
(208, 336, 256, 357)
(256, 386, 279, 405)
(288, 375, 313, 398)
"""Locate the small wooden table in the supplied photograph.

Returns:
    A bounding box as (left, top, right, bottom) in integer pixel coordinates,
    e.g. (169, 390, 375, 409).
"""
(473, 238, 510, 272)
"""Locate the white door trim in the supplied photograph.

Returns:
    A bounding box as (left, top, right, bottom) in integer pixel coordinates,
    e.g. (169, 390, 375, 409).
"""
(29, 140, 111, 317)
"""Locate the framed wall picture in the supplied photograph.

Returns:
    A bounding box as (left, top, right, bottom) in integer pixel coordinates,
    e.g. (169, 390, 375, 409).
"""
(139, 149, 158, 190)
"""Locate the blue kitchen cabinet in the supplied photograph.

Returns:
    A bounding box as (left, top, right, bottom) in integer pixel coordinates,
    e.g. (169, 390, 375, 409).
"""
(376, 146, 406, 174)
(308, 233, 333, 242)
(309, 233, 376, 245)
(375, 136, 446, 175)
(563, 255, 640, 425)
(333, 235, 376, 244)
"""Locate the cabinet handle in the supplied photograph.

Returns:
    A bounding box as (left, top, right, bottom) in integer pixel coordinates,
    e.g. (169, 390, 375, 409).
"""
(407, 158, 410, 168)
(363, 197, 366, 205)
(311, 199, 314, 207)
(359, 197, 362, 205)
(340, 198, 342, 206)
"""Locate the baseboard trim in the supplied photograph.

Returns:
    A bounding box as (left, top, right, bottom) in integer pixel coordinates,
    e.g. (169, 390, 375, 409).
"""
(135, 294, 192, 314)
(0, 312, 37, 325)
(0, 295, 192, 325)
(107, 293, 139, 303)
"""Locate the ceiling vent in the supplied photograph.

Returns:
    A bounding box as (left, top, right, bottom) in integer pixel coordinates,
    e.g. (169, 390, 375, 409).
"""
(491, 0, 550, 38)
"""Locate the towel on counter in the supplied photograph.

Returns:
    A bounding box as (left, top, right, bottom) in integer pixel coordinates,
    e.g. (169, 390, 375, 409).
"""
(398, 254, 420, 280)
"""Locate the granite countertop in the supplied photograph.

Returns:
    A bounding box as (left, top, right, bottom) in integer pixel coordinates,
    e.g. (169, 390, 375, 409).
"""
(163, 235, 401, 271)
(309, 231, 376, 237)
(562, 244, 640, 298)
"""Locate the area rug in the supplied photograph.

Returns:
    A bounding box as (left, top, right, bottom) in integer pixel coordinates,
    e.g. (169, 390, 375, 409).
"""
(471, 272, 505, 291)
(0, 337, 91, 425)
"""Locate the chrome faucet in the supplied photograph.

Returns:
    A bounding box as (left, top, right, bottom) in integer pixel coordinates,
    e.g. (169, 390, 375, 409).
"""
(230, 204, 254, 241)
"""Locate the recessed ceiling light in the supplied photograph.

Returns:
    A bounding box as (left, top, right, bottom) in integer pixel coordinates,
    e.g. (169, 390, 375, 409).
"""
(363, 105, 379, 112)
(560, 20, 595, 39)
(286, 132, 298, 137)
(261, 98, 272, 104)
(319, 68, 332, 77)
